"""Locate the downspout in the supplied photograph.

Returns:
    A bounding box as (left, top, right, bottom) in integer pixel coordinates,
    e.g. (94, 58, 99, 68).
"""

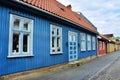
(97, 35, 99, 56)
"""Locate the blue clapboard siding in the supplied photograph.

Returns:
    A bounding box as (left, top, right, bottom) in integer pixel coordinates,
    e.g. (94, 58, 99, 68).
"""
(0, 3, 97, 76)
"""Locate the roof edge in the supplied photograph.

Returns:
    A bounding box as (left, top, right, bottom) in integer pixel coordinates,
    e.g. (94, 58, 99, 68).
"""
(79, 12, 97, 30)
(10, 0, 98, 34)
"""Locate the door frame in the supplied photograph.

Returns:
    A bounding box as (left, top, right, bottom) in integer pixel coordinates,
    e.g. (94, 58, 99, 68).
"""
(68, 31, 78, 61)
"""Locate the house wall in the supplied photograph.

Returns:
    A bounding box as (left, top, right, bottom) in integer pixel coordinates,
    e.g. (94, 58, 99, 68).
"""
(117, 45, 120, 50)
(98, 40, 107, 55)
(107, 43, 115, 53)
(116, 44, 120, 50)
(0, 4, 97, 76)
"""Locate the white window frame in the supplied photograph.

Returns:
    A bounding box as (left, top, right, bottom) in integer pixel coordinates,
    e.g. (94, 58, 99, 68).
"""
(80, 32, 86, 51)
(102, 42, 105, 50)
(99, 41, 105, 50)
(50, 24, 62, 54)
(92, 36, 96, 50)
(99, 41, 103, 50)
(8, 14, 33, 58)
(87, 34, 91, 50)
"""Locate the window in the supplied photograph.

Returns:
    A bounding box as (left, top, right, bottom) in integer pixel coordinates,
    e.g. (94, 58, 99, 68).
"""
(99, 41, 102, 50)
(87, 34, 91, 50)
(92, 36, 96, 50)
(99, 41, 104, 50)
(102, 42, 105, 50)
(8, 14, 33, 58)
(80, 32, 86, 51)
(50, 24, 62, 54)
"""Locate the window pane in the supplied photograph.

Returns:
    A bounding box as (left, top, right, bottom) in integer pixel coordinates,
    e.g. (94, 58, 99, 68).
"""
(69, 35, 72, 41)
(102, 42, 104, 50)
(73, 35, 76, 41)
(57, 47, 61, 52)
(52, 49, 55, 52)
(81, 33, 85, 40)
(24, 23, 29, 30)
(23, 34, 28, 52)
(52, 36, 55, 48)
(100, 41, 102, 50)
(87, 35, 91, 50)
(57, 29, 60, 36)
(52, 28, 56, 35)
(14, 19, 20, 29)
(57, 37, 61, 52)
(57, 37, 60, 47)
(81, 33, 86, 51)
(12, 33, 19, 53)
(92, 36, 95, 50)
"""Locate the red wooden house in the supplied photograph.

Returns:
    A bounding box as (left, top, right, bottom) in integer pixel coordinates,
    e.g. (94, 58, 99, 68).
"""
(98, 35, 109, 55)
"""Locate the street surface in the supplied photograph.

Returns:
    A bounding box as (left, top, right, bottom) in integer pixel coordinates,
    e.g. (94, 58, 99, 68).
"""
(14, 51, 120, 80)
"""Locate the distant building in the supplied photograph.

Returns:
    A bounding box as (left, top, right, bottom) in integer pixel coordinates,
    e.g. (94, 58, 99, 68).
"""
(103, 34, 116, 53)
(98, 35, 109, 55)
(115, 38, 120, 50)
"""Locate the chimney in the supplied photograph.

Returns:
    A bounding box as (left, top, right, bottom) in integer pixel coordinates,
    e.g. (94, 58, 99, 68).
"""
(67, 5, 72, 10)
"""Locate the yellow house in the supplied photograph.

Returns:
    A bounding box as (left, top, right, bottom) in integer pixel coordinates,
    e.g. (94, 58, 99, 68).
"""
(116, 40, 120, 51)
(103, 34, 116, 53)
(107, 42, 115, 53)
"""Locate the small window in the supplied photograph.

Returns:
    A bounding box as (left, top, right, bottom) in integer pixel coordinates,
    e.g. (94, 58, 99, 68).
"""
(92, 36, 96, 50)
(99, 41, 103, 50)
(24, 23, 29, 30)
(14, 19, 20, 29)
(99, 41, 105, 50)
(80, 32, 86, 51)
(8, 14, 33, 58)
(102, 42, 105, 50)
(87, 34, 91, 50)
(50, 24, 62, 54)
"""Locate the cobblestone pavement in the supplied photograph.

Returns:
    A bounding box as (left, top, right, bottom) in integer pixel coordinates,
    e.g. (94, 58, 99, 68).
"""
(8, 51, 120, 80)
(89, 53, 120, 80)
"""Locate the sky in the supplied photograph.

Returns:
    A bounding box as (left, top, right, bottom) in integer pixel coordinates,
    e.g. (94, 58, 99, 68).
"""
(57, 0, 120, 37)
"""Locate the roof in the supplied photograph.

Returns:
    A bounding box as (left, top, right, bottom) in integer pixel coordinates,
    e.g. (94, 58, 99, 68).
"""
(99, 34, 116, 43)
(98, 34, 109, 42)
(19, 0, 97, 33)
(103, 34, 114, 38)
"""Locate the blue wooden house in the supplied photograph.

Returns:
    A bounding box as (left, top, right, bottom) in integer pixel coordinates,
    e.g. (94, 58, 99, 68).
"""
(0, 0, 98, 76)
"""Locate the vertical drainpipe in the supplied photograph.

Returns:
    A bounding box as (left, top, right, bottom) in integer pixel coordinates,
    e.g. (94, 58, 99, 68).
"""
(97, 35, 99, 56)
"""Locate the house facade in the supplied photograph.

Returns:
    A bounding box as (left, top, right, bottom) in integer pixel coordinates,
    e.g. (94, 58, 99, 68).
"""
(107, 42, 115, 53)
(116, 40, 120, 51)
(98, 35, 108, 55)
(0, 0, 98, 76)
(103, 34, 116, 53)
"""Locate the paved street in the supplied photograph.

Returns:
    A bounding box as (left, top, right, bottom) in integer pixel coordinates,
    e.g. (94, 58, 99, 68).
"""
(14, 51, 120, 80)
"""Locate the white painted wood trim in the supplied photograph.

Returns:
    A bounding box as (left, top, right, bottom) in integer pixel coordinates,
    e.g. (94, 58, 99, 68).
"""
(8, 14, 34, 58)
(50, 24, 63, 54)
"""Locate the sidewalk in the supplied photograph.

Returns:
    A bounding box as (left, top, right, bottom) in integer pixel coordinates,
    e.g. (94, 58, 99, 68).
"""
(1, 51, 120, 80)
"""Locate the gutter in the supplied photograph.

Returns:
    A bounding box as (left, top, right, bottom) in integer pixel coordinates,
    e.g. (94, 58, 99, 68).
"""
(10, 0, 98, 34)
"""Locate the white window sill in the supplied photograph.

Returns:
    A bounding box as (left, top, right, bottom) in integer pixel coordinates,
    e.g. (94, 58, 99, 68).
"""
(50, 52, 63, 55)
(7, 54, 34, 58)
(81, 50, 86, 52)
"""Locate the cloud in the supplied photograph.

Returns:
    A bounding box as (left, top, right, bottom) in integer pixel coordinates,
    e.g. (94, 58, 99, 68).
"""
(57, 0, 120, 37)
